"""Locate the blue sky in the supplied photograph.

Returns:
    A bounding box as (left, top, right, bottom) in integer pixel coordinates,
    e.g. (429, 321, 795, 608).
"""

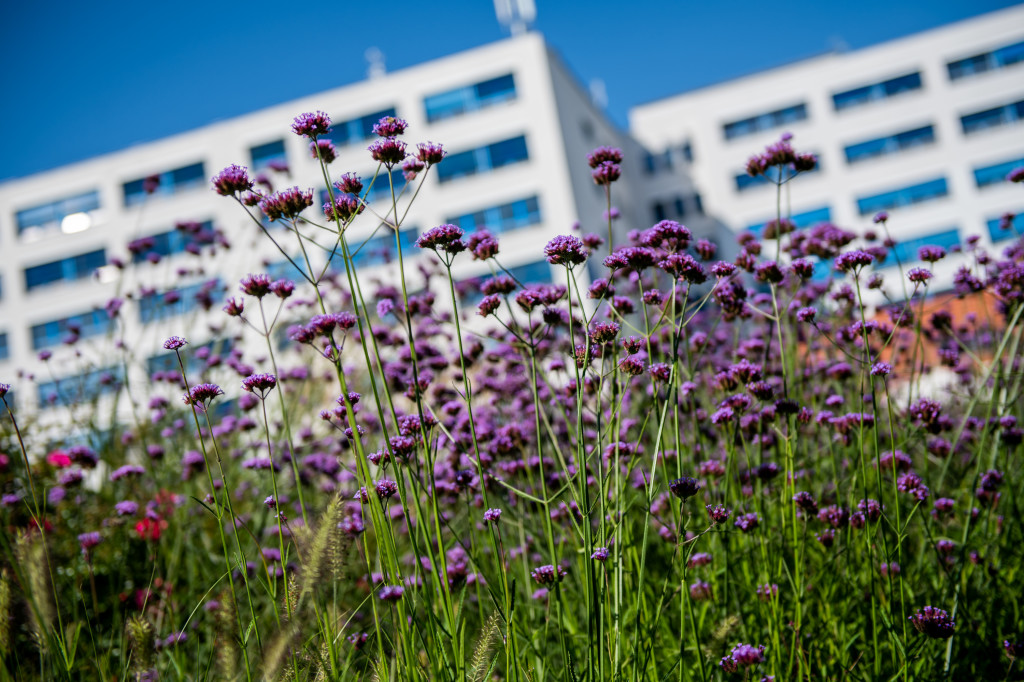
(0, 0, 1019, 181)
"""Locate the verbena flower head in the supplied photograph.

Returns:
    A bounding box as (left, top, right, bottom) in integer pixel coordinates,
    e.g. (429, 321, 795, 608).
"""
(870, 362, 892, 377)
(163, 336, 187, 350)
(483, 508, 502, 524)
(910, 606, 955, 639)
(114, 500, 138, 516)
(591, 161, 621, 185)
(183, 383, 224, 408)
(323, 194, 363, 222)
(372, 116, 408, 137)
(212, 164, 254, 196)
(544, 235, 588, 267)
(873, 211, 889, 224)
(378, 585, 404, 601)
(335, 173, 363, 195)
(368, 137, 407, 166)
(291, 111, 332, 139)
(907, 267, 933, 283)
(416, 141, 446, 165)
(668, 476, 701, 500)
(835, 250, 874, 272)
(241, 373, 277, 397)
(259, 187, 313, 222)
(417, 224, 466, 255)
(918, 245, 947, 263)
(78, 531, 102, 552)
(587, 146, 623, 168)
(374, 479, 398, 499)
(720, 643, 766, 672)
(1008, 166, 1024, 183)
(706, 504, 731, 524)
(310, 139, 337, 163)
(531, 564, 567, 585)
(240, 274, 272, 298)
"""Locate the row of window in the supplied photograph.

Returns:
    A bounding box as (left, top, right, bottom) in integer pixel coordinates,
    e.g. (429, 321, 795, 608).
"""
(651, 194, 704, 223)
(735, 160, 821, 192)
(123, 162, 206, 206)
(15, 191, 101, 236)
(139, 280, 220, 324)
(747, 206, 832, 236)
(31, 309, 111, 350)
(131, 221, 214, 263)
(844, 125, 935, 164)
(25, 249, 106, 291)
(37, 366, 122, 408)
(436, 135, 530, 183)
(961, 98, 1024, 135)
(725, 39, 1024, 139)
(886, 228, 962, 266)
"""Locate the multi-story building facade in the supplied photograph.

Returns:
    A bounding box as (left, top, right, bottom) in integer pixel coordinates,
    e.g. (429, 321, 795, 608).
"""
(629, 4, 1024, 291)
(0, 31, 713, 415)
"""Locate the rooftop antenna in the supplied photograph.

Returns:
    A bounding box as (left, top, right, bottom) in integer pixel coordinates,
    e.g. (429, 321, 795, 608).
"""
(494, 0, 536, 36)
(365, 47, 386, 79)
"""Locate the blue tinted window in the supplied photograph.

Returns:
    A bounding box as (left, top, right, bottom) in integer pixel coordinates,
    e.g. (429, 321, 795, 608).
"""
(25, 249, 106, 291)
(333, 228, 419, 270)
(987, 212, 1024, 242)
(436, 136, 529, 183)
(327, 107, 397, 146)
(856, 178, 948, 215)
(424, 74, 516, 122)
(888, 229, 961, 264)
(16, 190, 101, 235)
(747, 206, 831, 236)
(147, 338, 233, 377)
(0, 332, 8, 361)
(734, 160, 821, 191)
(844, 125, 935, 164)
(948, 40, 1024, 80)
(448, 196, 541, 234)
(974, 157, 1024, 188)
(250, 140, 287, 172)
(131, 221, 214, 263)
(31, 309, 110, 349)
(37, 366, 122, 408)
(123, 162, 205, 206)
(832, 72, 922, 111)
(961, 101, 1024, 134)
(139, 280, 221, 324)
(723, 104, 807, 140)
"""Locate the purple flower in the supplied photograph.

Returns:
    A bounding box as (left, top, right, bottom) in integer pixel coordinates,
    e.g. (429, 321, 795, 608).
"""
(870, 362, 892, 377)
(1008, 167, 1024, 183)
(241, 373, 277, 397)
(467, 230, 499, 260)
(591, 547, 609, 561)
(733, 512, 760, 532)
(720, 643, 766, 672)
(259, 187, 313, 222)
(909, 606, 955, 639)
(372, 116, 408, 137)
(544, 235, 588, 267)
(163, 336, 188, 350)
(483, 508, 502, 524)
(587, 146, 623, 168)
(531, 564, 567, 585)
(78, 531, 102, 552)
(223, 297, 244, 317)
(796, 307, 817, 323)
(835, 250, 874, 272)
(706, 504, 731, 524)
(323, 194, 363, 222)
(591, 161, 621, 185)
(240, 274, 272, 298)
(873, 211, 889, 224)
(183, 383, 224, 408)
(668, 476, 701, 500)
(291, 111, 332, 139)
(918, 246, 947, 263)
(416, 142, 446, 165)
(270, 279, 294, 299)
(374, 479, 398, 499)
(115, 500, 138, 516)
(378, 585, 404, 601)
(368, 137, 408, 166)
(335, 173, 364, 195)
(110, 465, 146, 482)
(689, 580, 712, 600)
(212, 164, 254, 196)
(310, 139, 336, 163)
(417, 224, 466, 255)
(907, 267, 933, 284)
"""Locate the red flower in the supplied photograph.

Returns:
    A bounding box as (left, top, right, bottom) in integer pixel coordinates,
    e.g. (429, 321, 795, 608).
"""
(46, 450, 72, 468)
(135, 517, 166, 541)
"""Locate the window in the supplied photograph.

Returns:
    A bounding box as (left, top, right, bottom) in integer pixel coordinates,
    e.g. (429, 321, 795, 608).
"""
(844, 125, 935, 164)
(131, 221, 214, 263)
(15, 190, 101, 236)
(856, 178, 948, 215)
(0, 332, 8, 361)
(680, 141, 694, 163)
(147, 338, 233, 377)
(974, 157, 1024, 188)
(250, 140, 287, 172)
(448, 196, 541, 235)
(31, 309, 111, 349)
(948, 40, 1024, 80)
(747, 206, 831, 236)
(37, 366, 122, 408)
(644, 149, 674, 175)
(139, 280, 221, 324)
(987, 212, 1024, 242)
(888, 229, 961, 264)
(832, 72, 922, 111)
(436, 136, 529, 183)
(266, 258, 306, 282)
(651, 201, 667, 223)
(723, 103, 807, 140)
(424, 74, 516, 123)
(123, 162, 205, 206)
(25, 249, 106, 291)
(327, 107, 397, 147)
(506, 260, 552, 285)
(961, 100, 1024, 135)
(332, 228, 419, 270)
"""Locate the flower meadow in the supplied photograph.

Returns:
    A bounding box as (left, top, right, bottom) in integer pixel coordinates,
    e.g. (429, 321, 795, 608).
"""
(1, 113, 1024, 682)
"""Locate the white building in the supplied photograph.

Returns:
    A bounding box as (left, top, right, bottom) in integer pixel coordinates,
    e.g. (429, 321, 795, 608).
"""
(0, 31, 713, 415)
(629, 4, 1024, 289)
